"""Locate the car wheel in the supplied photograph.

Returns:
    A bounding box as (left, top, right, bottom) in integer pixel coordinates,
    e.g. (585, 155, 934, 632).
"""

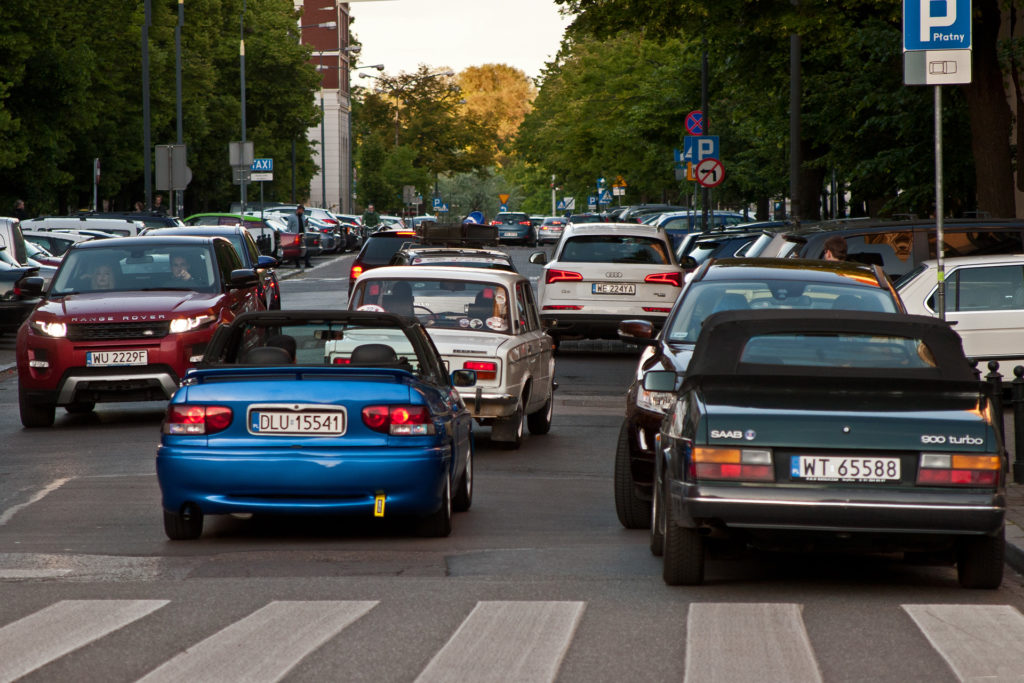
(19, 389, 55, 428)
(65, 401, 95, 414)
(614, 420, 650, 529)
(650, 464, 665, 556)
(453, 444, 473, 512)
(163, 505, 204, 540)
(417, 476, 453, 537)
(956, 526, 1004, 589)
(663, 499, 705, 585)
(526, 383, 554, 435)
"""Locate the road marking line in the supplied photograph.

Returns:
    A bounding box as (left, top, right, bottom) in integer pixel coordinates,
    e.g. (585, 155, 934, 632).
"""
(0, 569, 72, 579)
(0, 477, 72, 527)
(0, 599, 168, 682)
(137, 600, 377, 683)
(684, 603, 822, 683)
(903, 604, 1024, 681)
(415, 600, 585, 683)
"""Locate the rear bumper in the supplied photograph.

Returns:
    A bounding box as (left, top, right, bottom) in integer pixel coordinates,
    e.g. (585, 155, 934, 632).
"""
(541, 313, 668, 340)
(459, 388, 519, 418)
(157, 444, 451, 517)
(670, 481, 1005, 536)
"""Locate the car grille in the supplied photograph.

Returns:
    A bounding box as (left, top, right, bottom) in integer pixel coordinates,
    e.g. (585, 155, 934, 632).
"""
(67, 321, 171, 341)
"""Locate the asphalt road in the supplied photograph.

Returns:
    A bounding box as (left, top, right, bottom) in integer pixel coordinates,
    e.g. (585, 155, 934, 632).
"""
(1, 248, 1024, 682)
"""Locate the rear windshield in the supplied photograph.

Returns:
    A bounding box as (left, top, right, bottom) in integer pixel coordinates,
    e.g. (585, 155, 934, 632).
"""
(665, 280, 897, 343)
(740, 332, 938, 369)
(362, 235, 417, 264)
(560, 235, 670, 264)
(352, 278, 513, 334)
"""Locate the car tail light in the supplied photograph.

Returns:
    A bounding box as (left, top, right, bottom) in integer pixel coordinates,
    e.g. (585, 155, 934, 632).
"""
(490, 220, 500, 226)
(464, 360, 497, 381)
(543, 305, 583, 310)
(916, 453, 1001, 487)
(642, 307, 672, 313)
(350, 264, 364, 280)
(689, 446, 774, 482)
(332, 357, 351, 365)
(164, 404, 233, 435)
(519, 220, 531, 226)
(645, 272, 683, 287)
(361, 404, 435, 435)
(545, 269, 583, 284)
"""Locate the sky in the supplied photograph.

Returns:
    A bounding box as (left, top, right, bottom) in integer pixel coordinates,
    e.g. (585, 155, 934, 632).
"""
(349, 0, 573, 81)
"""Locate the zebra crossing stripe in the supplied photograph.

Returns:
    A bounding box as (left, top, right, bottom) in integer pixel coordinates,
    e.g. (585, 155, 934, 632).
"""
(684, 603, 823, 683)
(415, 601, 585, 683)
(0, 599, 168, 683)
(903, 604, 1024, 682)
(137, 600, 377, 683)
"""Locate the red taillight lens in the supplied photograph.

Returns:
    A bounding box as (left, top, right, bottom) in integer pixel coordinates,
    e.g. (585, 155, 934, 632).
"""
(542, 305, 583, 310)
(361, 405, 434, 435)
(642, 307, 672, 313)
(690, 446, 774, 482)
(645, 272, 682, 287)
(545, 269, 583, 284)
(463, 360, 498, 380)
(350, 264, 364, 280)
(519, 220, 531, 226)
(332, 357, 351, 365)
(164, 404, 233, 435)
(917, 453, 1001, 487)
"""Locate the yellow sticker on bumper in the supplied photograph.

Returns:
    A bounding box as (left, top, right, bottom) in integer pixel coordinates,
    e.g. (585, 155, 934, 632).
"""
(374, 494, 386, 518)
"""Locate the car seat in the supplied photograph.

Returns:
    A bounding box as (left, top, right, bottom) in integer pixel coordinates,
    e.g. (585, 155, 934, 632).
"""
(266, 334, 297, 362)
(349, 343, 411, 372)
(711, 292, 750, 314)
(241, 346, 294, 365)
(469, 289, 494, 320)
(382, 281, 414, 317)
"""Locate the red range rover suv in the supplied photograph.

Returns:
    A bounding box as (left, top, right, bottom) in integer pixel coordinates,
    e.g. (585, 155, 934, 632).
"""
(16, 235, 264, 427)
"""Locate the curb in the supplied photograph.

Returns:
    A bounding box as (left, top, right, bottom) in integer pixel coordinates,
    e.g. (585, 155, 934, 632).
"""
(1006, 519, 1024, 577)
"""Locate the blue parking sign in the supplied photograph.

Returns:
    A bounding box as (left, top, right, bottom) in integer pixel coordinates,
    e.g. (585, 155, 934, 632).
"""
(904, 0, 971, 51)
(682, 136, 719, 164)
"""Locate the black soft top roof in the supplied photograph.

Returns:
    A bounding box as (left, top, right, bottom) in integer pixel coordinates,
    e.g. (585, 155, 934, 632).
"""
(686, 310, 975, 383)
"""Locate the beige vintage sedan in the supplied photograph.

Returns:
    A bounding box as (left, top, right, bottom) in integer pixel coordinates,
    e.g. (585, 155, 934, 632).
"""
(348, 265, 556, 448)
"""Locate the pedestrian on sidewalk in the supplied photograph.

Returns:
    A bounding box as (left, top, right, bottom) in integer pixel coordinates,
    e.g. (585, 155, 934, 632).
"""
(288, 204, 312, 269)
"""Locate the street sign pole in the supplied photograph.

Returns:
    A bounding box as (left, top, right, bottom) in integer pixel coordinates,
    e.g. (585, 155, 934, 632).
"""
(935, 85, 945, 321)
(701, 43, 709, 232)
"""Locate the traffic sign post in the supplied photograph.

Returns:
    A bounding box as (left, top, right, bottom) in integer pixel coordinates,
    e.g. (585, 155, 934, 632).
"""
(903, 0, 971, 321)
(682, 136, 720, 164)
(685, 110, 705, 136)
(694, 158, 725, 188)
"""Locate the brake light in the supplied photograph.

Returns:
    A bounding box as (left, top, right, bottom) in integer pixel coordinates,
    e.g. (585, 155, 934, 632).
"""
(490, 220, 500, 226)
(361, 404, 434, 435)
(546, 269, 583, 284)
(642, 307, 672, 313)
(688, 446, 774, 482)
(645, 272, 683, 287)
(332, 357, 351, 365)
(395, 231, 417, 236)
(463, 360, 497, 381)
(519, 220, 531, 226)
(543, 305, 583, 310)
(164, 404, 233, 435)
(350, 264, 364, 280)
(916, 453, 1001, 487)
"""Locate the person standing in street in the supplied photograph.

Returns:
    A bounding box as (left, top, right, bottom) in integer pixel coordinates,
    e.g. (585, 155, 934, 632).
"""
(152, 194, 168, 215)
(13, 199, 28, 221)
(362, 204, 381, 231)
(288, 204, 312, 269)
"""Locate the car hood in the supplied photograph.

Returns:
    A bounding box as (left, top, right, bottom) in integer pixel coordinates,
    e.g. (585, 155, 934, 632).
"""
(698, 387, 993, 452)
(37, 290, 222, 320)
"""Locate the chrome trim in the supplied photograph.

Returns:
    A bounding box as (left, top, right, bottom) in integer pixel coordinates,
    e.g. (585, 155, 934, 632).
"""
(57, 372, 179, 404)
(687, 496, 1002, 513)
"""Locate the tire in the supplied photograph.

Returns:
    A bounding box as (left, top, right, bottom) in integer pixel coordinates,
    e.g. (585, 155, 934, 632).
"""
(614, 420, 650, 529)
(19, 389, 55, 428)
(650, 466, 665, 556)
(663, 500, 705, 585)
(163, 505, 204, 540)
(957, 527, 1004, 589)
(453, 444, 473, 512)
(65, 401, 95, 414)
(527, 384, 554, 435)
(417, 476, 453, 537)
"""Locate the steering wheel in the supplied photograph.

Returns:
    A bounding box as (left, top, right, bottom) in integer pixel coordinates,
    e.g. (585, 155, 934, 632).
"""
(414, 304, 437, 321)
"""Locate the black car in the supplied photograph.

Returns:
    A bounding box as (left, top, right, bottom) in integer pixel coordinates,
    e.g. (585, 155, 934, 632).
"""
(0, 260, 42, 334)
(349, 229, 420, 288)
(648, 309, 1005, 588)
(613, 258, 906, 529)
(143, 226, 282, 309)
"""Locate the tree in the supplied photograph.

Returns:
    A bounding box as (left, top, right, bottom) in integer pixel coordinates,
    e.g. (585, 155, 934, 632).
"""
(458, 64, 537, 163)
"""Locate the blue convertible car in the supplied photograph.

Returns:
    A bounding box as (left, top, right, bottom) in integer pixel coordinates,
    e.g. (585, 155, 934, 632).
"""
(156, 310, 476, 540)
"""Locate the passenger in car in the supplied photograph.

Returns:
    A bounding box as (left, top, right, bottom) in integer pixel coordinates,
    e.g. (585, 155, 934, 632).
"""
(89, 264, 117, 291)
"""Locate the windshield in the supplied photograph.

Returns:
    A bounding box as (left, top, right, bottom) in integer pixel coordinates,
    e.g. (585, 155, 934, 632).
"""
(665, 280, 897, 343)
(353, 278, 513, 334)
(50, 244, 217, 295)
(560, 235, 670, 264)
(740, 332, 938, 369)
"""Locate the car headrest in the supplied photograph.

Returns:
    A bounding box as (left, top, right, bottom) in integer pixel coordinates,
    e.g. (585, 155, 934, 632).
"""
(350, 343, 399, 366)
(241, 346, 294, 365)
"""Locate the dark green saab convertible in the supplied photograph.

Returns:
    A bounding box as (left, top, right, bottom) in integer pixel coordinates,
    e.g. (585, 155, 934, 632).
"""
(647, 309, 1006, 588)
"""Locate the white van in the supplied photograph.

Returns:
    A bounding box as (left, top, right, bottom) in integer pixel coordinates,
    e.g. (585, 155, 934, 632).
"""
(20, 215, 145, 237)
(0, 217, 30, 265)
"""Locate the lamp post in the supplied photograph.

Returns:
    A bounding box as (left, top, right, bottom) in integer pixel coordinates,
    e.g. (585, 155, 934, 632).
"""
(348, 64, 385, 213)
(240, 0, 247, 214)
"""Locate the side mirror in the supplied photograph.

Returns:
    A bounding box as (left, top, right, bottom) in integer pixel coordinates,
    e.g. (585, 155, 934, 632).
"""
(228, 268, 258, 289)
(617, 319, 658, 345)
(680, 255, 698, 270)
(19, 276, 44, 296)
(643, 370, 678, 392)
(256, 254, 279, 269)
(529, 251, 547, 265)
(451, 369, 476, 387)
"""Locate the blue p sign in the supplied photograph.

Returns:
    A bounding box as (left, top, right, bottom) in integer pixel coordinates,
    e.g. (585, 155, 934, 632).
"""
(904, 0, 971, 51)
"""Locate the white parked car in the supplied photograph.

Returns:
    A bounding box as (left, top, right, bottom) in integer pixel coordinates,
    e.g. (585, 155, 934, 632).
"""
(896, 254, 1024, 365)
(20, 216, 145, 237)
(531, 223, 684, 345)
(348, 265, 555, 448)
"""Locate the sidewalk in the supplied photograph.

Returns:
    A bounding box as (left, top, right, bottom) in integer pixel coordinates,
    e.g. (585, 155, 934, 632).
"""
(1005, 484, 1024, 575)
